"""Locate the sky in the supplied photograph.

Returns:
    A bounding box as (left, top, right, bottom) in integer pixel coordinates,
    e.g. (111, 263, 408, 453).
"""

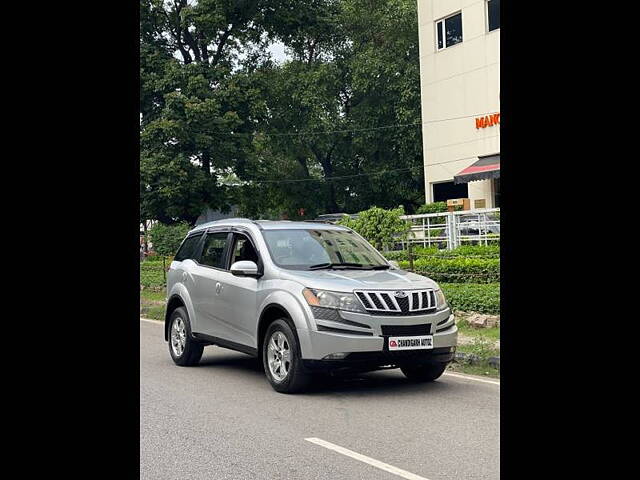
(268, 41, 289, 63)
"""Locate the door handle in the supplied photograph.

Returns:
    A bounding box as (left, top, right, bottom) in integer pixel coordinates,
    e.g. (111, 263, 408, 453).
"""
(215, 282, 223, 294)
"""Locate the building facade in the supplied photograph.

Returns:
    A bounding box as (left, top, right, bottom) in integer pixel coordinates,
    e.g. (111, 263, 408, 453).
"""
(417, 0, 500, 208)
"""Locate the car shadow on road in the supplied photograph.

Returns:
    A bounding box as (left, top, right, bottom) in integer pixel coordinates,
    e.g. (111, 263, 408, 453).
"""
(197, 350, 456, 396)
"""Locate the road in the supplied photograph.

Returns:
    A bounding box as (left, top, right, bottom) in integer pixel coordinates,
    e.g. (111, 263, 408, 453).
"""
(140, 320, 499, 480)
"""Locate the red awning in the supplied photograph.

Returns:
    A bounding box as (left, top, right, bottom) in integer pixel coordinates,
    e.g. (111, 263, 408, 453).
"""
(454, 154, 500, 184)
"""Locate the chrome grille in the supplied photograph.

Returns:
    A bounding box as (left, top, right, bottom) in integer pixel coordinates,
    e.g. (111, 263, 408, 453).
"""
(354, 289, 437, 315)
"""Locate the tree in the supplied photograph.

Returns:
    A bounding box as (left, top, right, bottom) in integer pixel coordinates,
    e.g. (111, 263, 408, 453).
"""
(148, 222, 192, 256)
(140, 0, 309, 223)
(233, 0, 425, 218)
(338, 206, 410, 250)
(140, 0, 427, 222)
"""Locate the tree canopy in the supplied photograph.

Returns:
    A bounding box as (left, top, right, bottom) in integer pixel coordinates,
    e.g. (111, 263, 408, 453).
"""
(140, 0, 425, 225)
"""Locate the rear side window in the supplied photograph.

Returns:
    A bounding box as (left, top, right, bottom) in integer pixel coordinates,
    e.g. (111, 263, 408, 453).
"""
(200, 232, 229, 269)
(174, 234, 202, 262)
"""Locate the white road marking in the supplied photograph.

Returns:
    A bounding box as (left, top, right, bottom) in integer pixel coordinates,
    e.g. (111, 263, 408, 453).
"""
(305, 437, 431, 480)
(443, 372, 500, 386)
(139, 318, 499, 386)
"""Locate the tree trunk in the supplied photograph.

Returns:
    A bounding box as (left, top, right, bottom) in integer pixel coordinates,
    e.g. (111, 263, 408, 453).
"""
(202, 151, 211, 176)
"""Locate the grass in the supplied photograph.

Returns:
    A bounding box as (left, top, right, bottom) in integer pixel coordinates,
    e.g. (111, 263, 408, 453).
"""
(451, 336, 500, 378)
(140, 287, 166, 321)
(456, 317, 500, 341)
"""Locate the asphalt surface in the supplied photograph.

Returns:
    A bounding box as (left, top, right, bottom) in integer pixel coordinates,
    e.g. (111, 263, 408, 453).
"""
(140, 320, 499, 480)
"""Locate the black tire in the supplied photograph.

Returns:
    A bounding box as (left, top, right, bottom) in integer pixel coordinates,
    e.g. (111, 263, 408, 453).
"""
(168, 307, 204, 366)
(262, 319, 311, 393)
(401, 363, 447, 382)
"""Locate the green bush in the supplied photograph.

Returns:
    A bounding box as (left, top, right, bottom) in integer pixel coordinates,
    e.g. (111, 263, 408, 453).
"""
(384, 244, 499, 262)
(440, 283, 500, 314)
(416, 202, 448, 215)
(338, 206, 411, 250)
(398, 256, 499, 283)
(148, 222, 191, 257)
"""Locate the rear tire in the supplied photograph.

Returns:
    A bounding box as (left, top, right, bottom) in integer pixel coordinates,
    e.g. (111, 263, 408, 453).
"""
(401, 363, 447, 382)
(262, 319, 311, 393)
(168, 307, 204, 366)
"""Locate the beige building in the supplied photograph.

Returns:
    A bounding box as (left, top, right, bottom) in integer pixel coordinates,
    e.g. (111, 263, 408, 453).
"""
(417, 0, 500, 208)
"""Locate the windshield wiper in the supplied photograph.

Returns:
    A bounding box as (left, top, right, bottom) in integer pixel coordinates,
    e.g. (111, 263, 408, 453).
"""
(370, 264, 391, 270)
(308, 262, 364, 270)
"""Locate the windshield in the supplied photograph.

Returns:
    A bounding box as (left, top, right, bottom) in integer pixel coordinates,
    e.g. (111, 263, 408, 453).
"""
(262, 229, 388, 270)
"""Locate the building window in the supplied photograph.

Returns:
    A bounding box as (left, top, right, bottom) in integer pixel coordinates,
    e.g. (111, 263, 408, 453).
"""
(487, 0, 500, 32)
(432, 181, 468, 202)
(436, 12, 463, 50)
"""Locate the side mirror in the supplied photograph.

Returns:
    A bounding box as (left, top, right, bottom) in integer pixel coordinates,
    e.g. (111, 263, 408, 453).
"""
(388, 260, 400, 269)
(230, 260, 261, 277)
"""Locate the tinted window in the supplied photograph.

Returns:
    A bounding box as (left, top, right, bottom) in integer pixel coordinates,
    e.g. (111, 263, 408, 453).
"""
(433, 181, 468, 202)
(174, 234, 202, 262)
(445, 13, 462, 47)
(200, 232, 229, 269)
(436, 12, 462, 50)
(230, 234, 259, 265)
(488, 0, 500, 31)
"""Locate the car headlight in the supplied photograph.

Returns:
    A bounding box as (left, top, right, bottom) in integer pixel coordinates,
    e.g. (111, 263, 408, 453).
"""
(434, 288, 447, 311)
(302, 288, 366, 313)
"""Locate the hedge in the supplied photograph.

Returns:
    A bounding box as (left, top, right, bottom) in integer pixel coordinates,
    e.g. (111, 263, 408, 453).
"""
(398, 256, 499, 283)
(440, 283, 500, 315)
(384, 244, 499, 261)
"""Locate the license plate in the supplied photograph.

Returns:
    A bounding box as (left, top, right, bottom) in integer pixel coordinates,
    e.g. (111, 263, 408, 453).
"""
(388, 335, 433, 351)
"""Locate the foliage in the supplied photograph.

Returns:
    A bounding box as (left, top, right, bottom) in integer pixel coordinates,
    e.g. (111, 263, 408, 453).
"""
(338, 206, 410, 250)
(140, 262, 167, 288)
(440, 283, 500, 314)
(416, 202, 448, 215)
(148, 222, 191, 257)
(140, 0, 322, 223)
(384, 244, 500, 261)
(141, 0, 427, 222)
(399, 257, 499, 283)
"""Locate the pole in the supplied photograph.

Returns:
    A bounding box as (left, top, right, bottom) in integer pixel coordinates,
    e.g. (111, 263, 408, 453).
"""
(408, 242, 414, 272)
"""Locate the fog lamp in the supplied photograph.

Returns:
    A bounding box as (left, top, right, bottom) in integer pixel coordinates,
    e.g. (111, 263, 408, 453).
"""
(323, 353, 349, 360)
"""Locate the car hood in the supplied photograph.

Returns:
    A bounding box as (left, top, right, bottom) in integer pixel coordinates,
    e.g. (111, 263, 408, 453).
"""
(278, 268, 438, 292)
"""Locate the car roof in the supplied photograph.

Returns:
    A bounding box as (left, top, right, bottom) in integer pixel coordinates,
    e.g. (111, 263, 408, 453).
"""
(189, 218, 350, 234)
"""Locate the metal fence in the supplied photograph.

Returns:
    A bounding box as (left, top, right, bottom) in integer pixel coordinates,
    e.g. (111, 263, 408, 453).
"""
(399, 208, 500, 250)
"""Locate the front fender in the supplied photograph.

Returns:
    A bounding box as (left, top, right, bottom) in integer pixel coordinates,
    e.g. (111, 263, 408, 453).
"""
(258, 286, 313, 332)
(257, 283, 318, 358)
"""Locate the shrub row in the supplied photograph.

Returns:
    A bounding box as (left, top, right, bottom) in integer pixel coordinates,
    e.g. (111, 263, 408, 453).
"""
(440, 283, 500, 315)
(384, 244, 499, 261)
(398, 256, 499, 283)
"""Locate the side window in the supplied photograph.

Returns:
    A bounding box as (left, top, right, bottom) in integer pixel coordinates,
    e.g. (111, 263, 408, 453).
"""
(174, 234, 202, 262)
(200, 232, 229, 269)
(436, 12, 462, 50)
(230, 234, 259, 265)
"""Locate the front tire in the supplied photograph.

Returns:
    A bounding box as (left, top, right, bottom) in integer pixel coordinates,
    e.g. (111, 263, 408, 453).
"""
(168, 307, 204, 366)
(262, 319, 311, 393)
(401, 363, 447, 382)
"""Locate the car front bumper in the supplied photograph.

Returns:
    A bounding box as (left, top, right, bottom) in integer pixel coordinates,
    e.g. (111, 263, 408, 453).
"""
(297, 307, 458, 365)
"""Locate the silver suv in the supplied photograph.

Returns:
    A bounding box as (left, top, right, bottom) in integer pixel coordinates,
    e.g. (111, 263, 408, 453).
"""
(164, 219, 457, 393)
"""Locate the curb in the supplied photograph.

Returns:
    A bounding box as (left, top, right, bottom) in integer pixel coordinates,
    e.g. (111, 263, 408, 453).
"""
(454, 352, 500, 369)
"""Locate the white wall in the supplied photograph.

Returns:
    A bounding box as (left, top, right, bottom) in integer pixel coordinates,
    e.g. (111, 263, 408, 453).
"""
(417, 0, 500, 206)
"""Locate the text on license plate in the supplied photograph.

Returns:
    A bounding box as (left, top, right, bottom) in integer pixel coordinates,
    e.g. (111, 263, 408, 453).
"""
(388, 335, 433, 350)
